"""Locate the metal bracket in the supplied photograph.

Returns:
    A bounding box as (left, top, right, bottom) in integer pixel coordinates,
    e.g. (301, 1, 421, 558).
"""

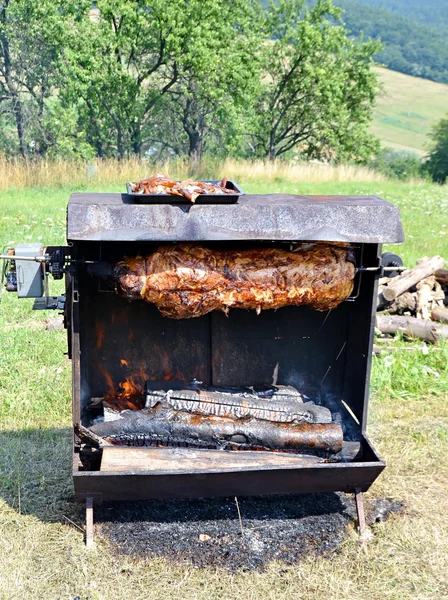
(354, 488, 370, 541)
(85, 497, 94, 548)
(32, 295, 66, 311)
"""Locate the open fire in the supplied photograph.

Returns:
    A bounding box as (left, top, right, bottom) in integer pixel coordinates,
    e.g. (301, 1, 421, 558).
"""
(85, 360, 362, 462)
(97, 361, 147, 411)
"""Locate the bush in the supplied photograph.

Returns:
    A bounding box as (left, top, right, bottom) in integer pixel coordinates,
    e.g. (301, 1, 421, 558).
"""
(424, 116, 448, 184)
(369, 149, 423, 180)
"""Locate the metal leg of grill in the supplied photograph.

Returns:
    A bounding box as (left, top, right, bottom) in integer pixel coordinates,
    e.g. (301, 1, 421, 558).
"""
(85, 497, 94, 548)
(354, 488, 368, 540)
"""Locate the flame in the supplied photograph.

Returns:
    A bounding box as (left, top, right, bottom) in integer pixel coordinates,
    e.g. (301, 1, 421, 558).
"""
(98, 360, 147, 411)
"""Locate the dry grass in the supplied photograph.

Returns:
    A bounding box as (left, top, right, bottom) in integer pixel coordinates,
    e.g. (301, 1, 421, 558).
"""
(0, 156, 385, 191)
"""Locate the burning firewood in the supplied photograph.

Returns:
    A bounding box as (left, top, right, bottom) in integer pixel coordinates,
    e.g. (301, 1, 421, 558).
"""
(113, 243, 355, 319)
(144, 387, 332, 424)
(89, 403, 343, 454)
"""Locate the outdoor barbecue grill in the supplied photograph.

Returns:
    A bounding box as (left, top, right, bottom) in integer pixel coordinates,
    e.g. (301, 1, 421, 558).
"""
(1, 191, 404, 545)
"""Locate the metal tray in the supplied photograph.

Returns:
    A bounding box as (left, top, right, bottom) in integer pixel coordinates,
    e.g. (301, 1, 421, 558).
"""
(125, 179, 244, 204)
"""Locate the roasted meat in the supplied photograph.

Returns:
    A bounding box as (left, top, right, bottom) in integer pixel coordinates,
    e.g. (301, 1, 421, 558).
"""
(114, 243, 355, 319)
(129, 173, 233, 202)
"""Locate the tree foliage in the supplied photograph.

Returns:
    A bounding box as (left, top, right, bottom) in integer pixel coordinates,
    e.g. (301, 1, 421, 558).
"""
(424, 117, 448, 184)
(253, 0, 380, 160)
(58, 0, 263, 160)
(0, 0, 381, 164)
(347, 0, 448, 31)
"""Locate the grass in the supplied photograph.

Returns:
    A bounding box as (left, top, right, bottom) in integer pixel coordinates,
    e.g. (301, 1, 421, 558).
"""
(0, 156, 385, 191)
(0, 168, 448, 599)
(371, 66, 448, 155)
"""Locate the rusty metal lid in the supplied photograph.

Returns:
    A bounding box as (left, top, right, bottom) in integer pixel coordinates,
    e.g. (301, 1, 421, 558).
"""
(67, 193, 404, 243)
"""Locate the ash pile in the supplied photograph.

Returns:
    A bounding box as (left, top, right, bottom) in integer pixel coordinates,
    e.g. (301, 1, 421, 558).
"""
(96, 493, 404, 570)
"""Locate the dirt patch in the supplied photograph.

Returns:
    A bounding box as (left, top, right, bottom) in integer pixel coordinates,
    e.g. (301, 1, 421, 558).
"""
(96, 494, 404, 570)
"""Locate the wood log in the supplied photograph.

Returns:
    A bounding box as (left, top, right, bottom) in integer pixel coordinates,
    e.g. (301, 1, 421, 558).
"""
(377, 287, 388, 310)
(386, 292, 416, 315)
(379, 276, 392, 287)
(100, 446, 326, 472)
(75, 423, 112, 448)
(416, 277, 436, 320)
(144, 388, 332, 424)
(431, 306, 448, 324)
(90, 404, 344, 454)
(382, 256, 445, 302)
(435, 269, 448, 286)
(376, 315, 448, 343)
(431, 281, 446, 305)
(99, 442, 363, 470)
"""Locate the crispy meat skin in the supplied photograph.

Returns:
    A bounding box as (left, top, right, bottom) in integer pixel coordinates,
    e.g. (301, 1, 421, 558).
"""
(114, 243, 355, 319)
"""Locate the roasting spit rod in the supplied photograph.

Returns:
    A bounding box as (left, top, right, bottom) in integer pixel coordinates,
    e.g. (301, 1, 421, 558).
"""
(0, 253, 48, 262)
(359, 266, 406, 272)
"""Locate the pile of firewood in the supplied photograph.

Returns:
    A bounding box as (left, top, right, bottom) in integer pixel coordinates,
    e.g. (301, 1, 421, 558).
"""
(376, 256, 448, 343)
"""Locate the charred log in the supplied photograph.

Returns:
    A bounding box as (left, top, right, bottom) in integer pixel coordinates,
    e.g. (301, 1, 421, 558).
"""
(75, 423, 112, 448)
(113, 243, 356, 319)
(89, 404, 343, 454)
(144, 387, 331, 424)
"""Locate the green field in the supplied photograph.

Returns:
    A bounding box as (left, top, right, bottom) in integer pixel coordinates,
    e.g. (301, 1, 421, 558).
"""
(371, 67, 448, 155)
(0, 177, 447, 599)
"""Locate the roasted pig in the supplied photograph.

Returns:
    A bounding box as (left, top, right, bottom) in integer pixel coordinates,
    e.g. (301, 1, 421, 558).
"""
(113, 243, 355, 319)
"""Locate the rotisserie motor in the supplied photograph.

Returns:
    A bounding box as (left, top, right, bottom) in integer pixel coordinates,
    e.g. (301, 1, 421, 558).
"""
(114, 243, 356, 319)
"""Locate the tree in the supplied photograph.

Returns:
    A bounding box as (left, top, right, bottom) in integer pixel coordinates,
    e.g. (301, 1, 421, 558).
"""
(160, 10, 263, 165)
(59, 0, 262, 160)
(253, 0, 381, 161)
(0, 0, 60, 158)
(0, 0, 86, 159)
(424, 116, 448, 184)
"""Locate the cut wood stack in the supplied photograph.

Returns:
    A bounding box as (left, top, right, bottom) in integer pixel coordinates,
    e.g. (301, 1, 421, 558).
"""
(376, 255, 448, 342)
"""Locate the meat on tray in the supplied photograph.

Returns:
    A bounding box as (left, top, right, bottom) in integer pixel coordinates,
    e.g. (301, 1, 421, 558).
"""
(114, 243, 355, 319)
(128, 172, 233, 202)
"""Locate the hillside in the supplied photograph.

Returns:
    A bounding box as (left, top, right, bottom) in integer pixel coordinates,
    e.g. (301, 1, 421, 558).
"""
(335, 0, 448, 84)
(350, 0, 448, 29)
(371, 67, 448, 155)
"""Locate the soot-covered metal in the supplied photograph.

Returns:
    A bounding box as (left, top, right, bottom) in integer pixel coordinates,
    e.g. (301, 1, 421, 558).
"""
(65, 192, 403, 544)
